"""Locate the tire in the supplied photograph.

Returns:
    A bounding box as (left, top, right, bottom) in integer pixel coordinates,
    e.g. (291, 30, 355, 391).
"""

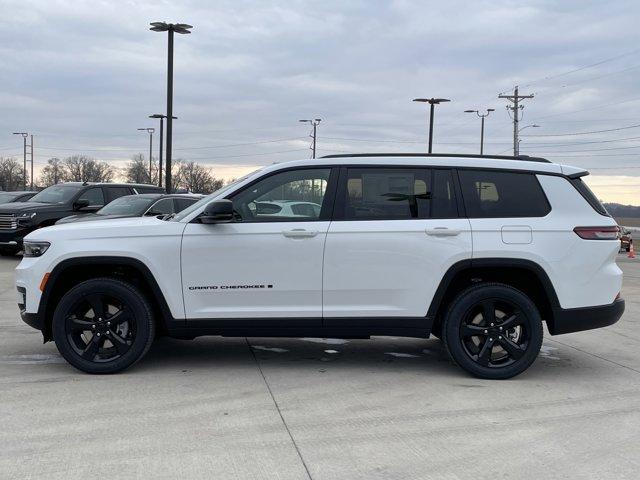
(442, 282, 543, 380)
(52, 277, 155, 374)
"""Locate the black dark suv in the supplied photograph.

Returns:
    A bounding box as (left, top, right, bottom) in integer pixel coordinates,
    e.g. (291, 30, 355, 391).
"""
(0, 182, 163, 255)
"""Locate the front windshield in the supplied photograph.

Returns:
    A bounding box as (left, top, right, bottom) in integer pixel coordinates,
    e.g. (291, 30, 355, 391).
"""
(29, 185, 83, 204)
(171, 169, 263, 222)
(98, 195, 156, 216)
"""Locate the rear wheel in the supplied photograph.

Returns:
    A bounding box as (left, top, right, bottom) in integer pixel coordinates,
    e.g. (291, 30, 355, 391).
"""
(442, 283, 543, 379)
(52, 278, 155, 374)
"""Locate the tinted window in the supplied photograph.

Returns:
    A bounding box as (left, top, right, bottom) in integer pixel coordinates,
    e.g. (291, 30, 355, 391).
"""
(342, 168, 457, 220)
(29, 185, 83, 204)
(147, 198, 174, 215)
(459, 170, 550, 218)
(99, 195, 156, 215)
(231, 168, 330, 222)
(174, 197, 198, 212)
(78, 187, 105, 207)
(106, 186, 131, 202)
(135, 186, 164, 194)
(570, 177, 609, 217)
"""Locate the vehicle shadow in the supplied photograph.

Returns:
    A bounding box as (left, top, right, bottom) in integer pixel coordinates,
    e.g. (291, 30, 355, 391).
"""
(134, 335, 572, 380)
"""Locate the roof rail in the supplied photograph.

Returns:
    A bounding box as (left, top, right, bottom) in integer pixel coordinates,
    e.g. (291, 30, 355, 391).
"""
(319, 152, 551, 163)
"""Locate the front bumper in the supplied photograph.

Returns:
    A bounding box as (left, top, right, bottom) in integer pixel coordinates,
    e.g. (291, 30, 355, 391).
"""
(549, 298, 625, 335)
(0, 227, 31, 247)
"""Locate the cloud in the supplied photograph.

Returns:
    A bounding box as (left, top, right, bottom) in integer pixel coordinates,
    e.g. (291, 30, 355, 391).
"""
(0, 0, 639, 201)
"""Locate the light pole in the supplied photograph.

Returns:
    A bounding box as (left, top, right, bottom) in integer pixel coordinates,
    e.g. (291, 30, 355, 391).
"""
(137, 128, 155, 182)
(150, 21, 193, 193)
(464, 108, 495, 155)
(149, 114, 177, 189)
(299, 119, 321, 158)
(413, 98, 450, 153)
(517, 124, 540, 155)
(12, 132, 28, 190)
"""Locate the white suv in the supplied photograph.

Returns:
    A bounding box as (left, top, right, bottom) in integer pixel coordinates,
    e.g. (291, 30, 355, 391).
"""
(15, 154, 624, 379)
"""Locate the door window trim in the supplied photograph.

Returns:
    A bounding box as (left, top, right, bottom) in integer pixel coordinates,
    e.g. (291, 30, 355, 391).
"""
(333, 166, 462, 221)
(217, 166, 340, 223)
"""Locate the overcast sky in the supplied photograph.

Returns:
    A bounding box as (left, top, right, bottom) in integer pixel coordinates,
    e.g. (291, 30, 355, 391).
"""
(1, 0, 640, 202)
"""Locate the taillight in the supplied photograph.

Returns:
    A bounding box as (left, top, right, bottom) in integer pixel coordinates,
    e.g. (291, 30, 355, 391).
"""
(573, 226, 619, 240)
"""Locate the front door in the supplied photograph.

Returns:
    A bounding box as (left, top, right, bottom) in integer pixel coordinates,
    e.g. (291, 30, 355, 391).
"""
(181, 167, 337, 321)
(322, 166, 472, 321)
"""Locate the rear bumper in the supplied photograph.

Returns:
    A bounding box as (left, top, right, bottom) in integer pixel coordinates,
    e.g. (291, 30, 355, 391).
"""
(549, 298, 625, 335)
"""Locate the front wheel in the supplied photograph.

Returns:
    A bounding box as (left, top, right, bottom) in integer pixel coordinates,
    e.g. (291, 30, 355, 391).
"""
(52, 278, 155, 374)
(442, 283, 543, 379)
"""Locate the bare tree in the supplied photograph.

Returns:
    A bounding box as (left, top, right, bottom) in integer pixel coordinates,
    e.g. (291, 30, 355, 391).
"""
(173, 160, 223, 194)
(0, 157, 26, 191)
(62, 155, 114, 183)
(124, 154, 159, 185)
(39, 158, 64, 187)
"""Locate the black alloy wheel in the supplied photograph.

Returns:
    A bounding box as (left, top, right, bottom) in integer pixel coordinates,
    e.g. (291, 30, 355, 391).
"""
(443, 283, 543, 379)
(52, 278, 155, 374)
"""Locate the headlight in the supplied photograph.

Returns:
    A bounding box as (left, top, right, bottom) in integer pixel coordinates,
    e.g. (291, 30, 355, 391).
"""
(23, 241, 50, 257)
(17, 212, 36, 226)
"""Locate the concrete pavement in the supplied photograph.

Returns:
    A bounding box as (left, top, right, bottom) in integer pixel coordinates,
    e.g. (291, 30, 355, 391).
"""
(1, 255, 639, 479)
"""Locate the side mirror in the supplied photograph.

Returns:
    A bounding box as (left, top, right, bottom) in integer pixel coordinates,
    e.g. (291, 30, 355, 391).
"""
(200, 200, 234, 224)
(73, 199, 90, 211)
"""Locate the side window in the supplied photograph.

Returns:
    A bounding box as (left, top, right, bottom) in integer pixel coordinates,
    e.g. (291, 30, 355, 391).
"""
(230, 168, 331, 222)
(458, 169, 550, 218)
(147, 198, 174, 215)
(343, 168, 431, 220)
(78, 187, 105, 207)
(174, 198, 198, 212)
(106, 187, 131, 202)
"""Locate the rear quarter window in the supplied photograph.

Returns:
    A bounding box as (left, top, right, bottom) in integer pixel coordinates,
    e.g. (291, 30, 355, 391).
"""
(569, 177, 610, 217)
(458, 169, 550, 218)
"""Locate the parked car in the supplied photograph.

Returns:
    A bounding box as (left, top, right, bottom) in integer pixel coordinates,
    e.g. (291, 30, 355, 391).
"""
(0, 182, 163, 255)
(16, 153, 624, 379)
(620, 227, 632, 252)
(252, 200, 322, 217)
(56, 194, 203, 225)
(0, 191, 37, 204)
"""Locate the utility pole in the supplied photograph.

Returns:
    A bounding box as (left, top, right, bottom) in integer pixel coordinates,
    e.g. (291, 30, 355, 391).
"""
(12, 132, 28, 190)
(498, 86, 534, 156)
(464, 109, 495, 154)
(299, 118, 322, 158)
(29, 135, 34, 190)
(137, 128, 155, 182)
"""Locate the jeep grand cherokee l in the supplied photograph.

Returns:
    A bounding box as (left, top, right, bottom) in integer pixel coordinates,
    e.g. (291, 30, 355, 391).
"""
(15, 154, 624, 379)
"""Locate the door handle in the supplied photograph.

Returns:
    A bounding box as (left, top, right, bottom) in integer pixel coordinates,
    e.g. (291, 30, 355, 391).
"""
(425, 227, 461, 237)
(282, 229, 318, 238)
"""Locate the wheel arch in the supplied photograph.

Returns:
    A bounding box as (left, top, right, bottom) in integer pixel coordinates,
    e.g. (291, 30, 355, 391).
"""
(427, 258, 560, 335)
(39, 256, 176, 341)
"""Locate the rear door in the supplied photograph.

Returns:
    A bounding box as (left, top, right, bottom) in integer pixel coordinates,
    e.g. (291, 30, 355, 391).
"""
(457, 169, 551, 258)
(105, 186, 133, 203)
(322, 166, 472, 320)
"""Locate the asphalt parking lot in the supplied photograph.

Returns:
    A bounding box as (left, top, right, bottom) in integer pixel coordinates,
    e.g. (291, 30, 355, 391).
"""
(1, 256, 640, 479)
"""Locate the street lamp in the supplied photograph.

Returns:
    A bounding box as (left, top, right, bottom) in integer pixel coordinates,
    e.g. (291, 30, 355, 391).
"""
(517, 124, 540, 155)
(12, 132, 28, 190)
(464, 108, 495, 155)
(412, 98, 450, 153)
(150, 21, 193, 193)
(149, 114, 177, 189)
(299, 118, 322, 158)
(137, 128, 155, 182)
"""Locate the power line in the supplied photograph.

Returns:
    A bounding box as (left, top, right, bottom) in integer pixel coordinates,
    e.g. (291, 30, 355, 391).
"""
(531, 96, 640, 120)
(520, 47, 640, 88)
(522, 123, 640, 137)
